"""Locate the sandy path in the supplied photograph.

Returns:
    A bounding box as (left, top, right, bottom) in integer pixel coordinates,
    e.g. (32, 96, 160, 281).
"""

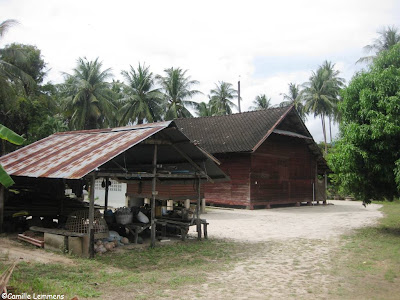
(196, 200, 383, 241)
(180, 200, 383, 299)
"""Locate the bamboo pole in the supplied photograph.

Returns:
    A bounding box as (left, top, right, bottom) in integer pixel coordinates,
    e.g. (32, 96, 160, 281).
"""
(150, 144, 158, 248)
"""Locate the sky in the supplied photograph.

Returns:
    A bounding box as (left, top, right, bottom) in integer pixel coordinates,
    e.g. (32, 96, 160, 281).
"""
(1, 0, 399, 142)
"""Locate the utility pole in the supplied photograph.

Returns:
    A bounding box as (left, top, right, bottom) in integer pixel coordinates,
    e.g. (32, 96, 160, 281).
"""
(238, 80, 241, 113)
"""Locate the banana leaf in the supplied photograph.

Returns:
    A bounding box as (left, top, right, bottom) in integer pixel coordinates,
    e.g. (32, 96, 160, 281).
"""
(0, 124, 24, 145)
(0, 164, 14, 188)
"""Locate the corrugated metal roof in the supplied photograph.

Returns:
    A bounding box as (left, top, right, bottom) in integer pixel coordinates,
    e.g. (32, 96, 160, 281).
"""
(0, 121, 172, 179)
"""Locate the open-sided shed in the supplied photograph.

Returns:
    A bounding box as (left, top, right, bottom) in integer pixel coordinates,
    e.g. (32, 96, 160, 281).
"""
(0, 121, 227, 253)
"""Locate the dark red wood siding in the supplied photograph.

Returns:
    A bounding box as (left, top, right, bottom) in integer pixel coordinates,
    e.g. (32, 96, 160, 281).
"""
(204, 154, 251, 207)
(250, 134, 315, 206)
(127, 181, 201, 200)
(126, 135, 317, 208)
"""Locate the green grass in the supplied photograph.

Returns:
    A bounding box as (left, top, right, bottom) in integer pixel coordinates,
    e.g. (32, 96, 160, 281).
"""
(0, 239, 241, 299)
(329, 200, 400, 299)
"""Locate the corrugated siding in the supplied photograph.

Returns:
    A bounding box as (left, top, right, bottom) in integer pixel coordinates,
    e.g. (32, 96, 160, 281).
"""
(0, 122, 171, 179)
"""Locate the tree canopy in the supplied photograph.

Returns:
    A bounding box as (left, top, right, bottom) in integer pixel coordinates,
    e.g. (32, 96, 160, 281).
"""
(329, 43, 400, 203)
(250, 94, 271, 111)
(61, 57, 115, 130)
(156, 67, 201, 120)
(209, 81, 237, 115)
(119, 63, 163, 125)
(357, 25, 400, 64)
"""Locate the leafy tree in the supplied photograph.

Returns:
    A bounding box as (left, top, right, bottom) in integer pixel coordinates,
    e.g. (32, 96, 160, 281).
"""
(209, 81, 237, 115)
(302, 61, 344, 154)
(250, 94, 271, 111)
(156, 67, 201, 120)
(196, 101, 214, 117)
(35, 114, 68, 141)
(279, 83, 307, 121)
(329, 44, 400, 204)
(357, 25, 400, 64)
(0, 20, 34, 95)
(61, 57, 115, 130)
(2, 43, 46, 91)
(0, 20, 56, 147)
(119, 63, 163, 125)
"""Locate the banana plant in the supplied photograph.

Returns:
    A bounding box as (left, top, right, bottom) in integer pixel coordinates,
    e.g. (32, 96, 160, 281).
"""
(0, 124, 24, 187)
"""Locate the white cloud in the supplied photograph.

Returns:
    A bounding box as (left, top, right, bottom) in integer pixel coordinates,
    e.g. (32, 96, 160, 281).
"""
(1, 0, 399, 141)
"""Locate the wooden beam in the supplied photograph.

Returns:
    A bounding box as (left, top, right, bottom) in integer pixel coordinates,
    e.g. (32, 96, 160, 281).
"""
(150, 144, 157, 248)
(170, 143, 214, 183)
(96, 172, 205, 179)
(88, 173, 95, 258)
(141, 139, 172, 145)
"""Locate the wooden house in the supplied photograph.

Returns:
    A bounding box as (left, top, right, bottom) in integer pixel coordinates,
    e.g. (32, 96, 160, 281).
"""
(173, 106, 328, 209)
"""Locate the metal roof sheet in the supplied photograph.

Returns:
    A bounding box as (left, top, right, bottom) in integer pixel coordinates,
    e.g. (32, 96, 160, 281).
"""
(0, 121, 172, 179)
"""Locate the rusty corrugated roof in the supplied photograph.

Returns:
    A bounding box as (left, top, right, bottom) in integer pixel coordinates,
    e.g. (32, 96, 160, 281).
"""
(0, 121, 172, 179)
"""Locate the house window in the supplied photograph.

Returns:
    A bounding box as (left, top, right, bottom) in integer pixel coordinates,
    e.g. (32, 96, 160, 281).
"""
(95, 179, 122, 192)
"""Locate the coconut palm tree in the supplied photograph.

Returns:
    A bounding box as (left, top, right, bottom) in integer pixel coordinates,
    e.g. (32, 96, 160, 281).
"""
(156, 67, 201, 120)
(0, 19, 34, 89)
(196, 101, 214, 117)
(249, 94, 271, 111)
(302, 61, 344, 154)
(119, 63, 163, 125)
(357, 25, 400, 64)
(320, 61, 345, 143)
(61, 57, 115, 130)
(279, 83, 307, 121)
(209, 81, 237, 115)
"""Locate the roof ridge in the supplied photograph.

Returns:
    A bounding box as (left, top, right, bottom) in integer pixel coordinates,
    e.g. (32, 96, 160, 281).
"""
(175, 105, 290, 122)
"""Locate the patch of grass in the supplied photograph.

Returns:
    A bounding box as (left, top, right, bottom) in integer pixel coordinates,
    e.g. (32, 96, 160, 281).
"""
(329, 200, 400, 299)
(1, 239, 241, 299)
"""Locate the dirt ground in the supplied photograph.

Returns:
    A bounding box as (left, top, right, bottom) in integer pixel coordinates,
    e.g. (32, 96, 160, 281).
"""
(179, 200, 383, 300)
(0, 200, 383, 299)
(0, 235, 75, 265)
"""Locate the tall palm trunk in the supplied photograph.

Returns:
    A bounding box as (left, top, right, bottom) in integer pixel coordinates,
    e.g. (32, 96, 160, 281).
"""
(329, 116, 333, 144)
(321, 114, 327, 156)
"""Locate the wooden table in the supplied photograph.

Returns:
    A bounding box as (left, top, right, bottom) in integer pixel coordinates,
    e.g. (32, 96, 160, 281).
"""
(125, 223, 151, 243)
(155, 218, 208, 241)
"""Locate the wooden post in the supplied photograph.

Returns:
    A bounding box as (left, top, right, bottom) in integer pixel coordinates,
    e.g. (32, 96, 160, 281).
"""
(201, 198, 206, 214)
(88, 174, 95, 258)
(196, 177, 202, 240)
(150, 144, 158, 248)
(104, 177, 109, 214)
(323, 171, 327, 205)
(0, 186, 4, 233)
